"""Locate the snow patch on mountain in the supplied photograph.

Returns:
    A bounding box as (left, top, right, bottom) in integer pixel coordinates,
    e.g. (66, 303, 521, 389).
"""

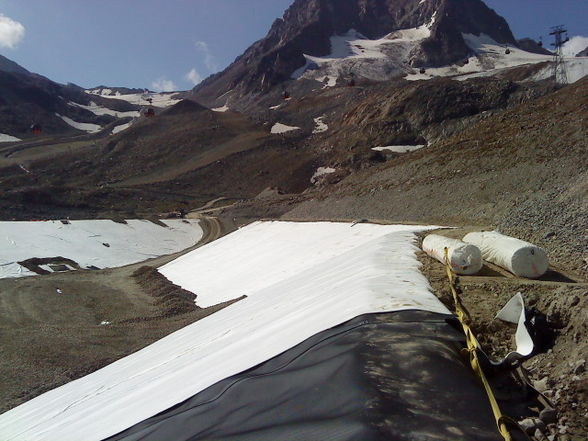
(311, 167, 336, 184)
(212, 104, 229, 112)
(112, 122, 132, 135)
(69, 101, 140, 118)
(528, 56, 588, 84)
(292, 13, 437, 85)
(312, 116, 329, 134)
(0, 133, 21, 143)
(271, 123, 300, 134)
(372, 145, 425, 153)
(57, 114, 102, 133)
(86, 90, 181, 108)
(406, 33, 557, 82)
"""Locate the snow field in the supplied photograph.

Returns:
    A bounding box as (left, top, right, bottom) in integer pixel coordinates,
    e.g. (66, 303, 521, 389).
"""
(68, 101, 140, 118)
(56, 114, 102, 133)
(0, 133, 21, 142)
(372, 145, 425, 153)
(212, 104, 230, 112)
(312, 116, 329, 133)
(111, 122, 132, 135)
(85, 90, 181, 108)
(310, 166, 336, 184)
(271, 122, 300, 134)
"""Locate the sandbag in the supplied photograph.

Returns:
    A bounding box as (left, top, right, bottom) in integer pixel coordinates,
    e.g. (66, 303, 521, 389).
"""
(422, 234, 483, 275)
(463, 231, 549, 279)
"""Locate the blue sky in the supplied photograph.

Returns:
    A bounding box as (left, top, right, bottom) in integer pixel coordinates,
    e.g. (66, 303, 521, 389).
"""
(0, 0, 586, 90)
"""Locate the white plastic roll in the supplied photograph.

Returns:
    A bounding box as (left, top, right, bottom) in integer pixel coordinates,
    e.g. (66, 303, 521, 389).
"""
(422, 234, 483, 275)
(463, 231, 549, 279)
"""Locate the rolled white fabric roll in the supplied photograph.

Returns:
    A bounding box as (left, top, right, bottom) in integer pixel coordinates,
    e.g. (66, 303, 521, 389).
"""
(463, 231, 549, 279)
(422, 234, 483, 275)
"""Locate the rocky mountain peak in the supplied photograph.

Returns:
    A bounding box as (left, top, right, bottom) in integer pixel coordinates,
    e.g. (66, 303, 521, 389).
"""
(0, 54, 30, 75)
(193, 0, 517, 105)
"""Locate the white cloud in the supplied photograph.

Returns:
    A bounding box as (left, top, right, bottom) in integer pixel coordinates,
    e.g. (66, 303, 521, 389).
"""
(151, 77, 177, 92)
(185, 68, 203, 86)
(562, 35, 588, 56)
(195, 40, 219, 72)
(0, 13, 25, 49)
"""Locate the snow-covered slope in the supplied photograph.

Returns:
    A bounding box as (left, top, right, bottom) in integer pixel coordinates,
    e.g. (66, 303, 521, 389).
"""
(86, 89, 182, 108)
(292, 20, 435, 83)
(0, 221, 447, 441)
(0, 219, 202, 279)
(527, 56, 588, 84)
(56, 114, 102, 133)
(293, 28, 588, 85)
(68, 101, 140, 118)
(271, 122, 300, 134)
(0, 133, 21, 143)
(111, 122, 132, 135)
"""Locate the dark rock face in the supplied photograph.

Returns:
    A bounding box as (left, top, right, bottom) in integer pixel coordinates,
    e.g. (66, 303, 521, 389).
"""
(0, 68, 137, 138)
(577, 46, 588, 57)
(0, 54, 30, 75)
(193, 0, 516, 105)
(88, 85, 151, 95)
(517, 38, 552, 55)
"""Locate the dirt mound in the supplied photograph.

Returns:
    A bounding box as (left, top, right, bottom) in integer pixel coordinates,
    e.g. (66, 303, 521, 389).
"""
(130, 266, 199, 318)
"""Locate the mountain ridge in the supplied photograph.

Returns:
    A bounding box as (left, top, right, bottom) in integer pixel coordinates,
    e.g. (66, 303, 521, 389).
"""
(192, 0, 517, 105)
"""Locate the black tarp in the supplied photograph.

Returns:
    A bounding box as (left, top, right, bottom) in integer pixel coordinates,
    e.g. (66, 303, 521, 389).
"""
(107, 311, 503, 441)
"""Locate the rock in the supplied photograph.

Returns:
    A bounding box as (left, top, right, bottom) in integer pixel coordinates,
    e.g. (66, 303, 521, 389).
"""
(534, 428, 549, 441)
(540, 408, 558, 424)
(518, 418, 537, 434)
(519, 418, 546, 434)
(533, 376, 549, 393)
(572, 359, 585, 375)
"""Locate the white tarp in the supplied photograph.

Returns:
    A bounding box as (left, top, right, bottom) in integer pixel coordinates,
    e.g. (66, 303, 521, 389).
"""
(0, 219, 203, 279)
(0, 221, 449, 441)
(463, 231, 549, 278)
(494, 292, 535, 365)
(422, 234, 483, 275)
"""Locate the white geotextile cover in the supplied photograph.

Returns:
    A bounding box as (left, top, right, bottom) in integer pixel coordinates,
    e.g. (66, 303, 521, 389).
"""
(0, 221, 449, 441)
(0, 219, 203, 279)
(422, 234, 483, 275)
(463, 231, 549, 279)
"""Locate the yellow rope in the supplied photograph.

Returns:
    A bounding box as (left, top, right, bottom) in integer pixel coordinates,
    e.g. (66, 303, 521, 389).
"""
(443, 247, 513, 441)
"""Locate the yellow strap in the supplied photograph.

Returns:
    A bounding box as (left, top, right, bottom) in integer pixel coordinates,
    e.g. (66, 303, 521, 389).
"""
(444, 248, 513, 441)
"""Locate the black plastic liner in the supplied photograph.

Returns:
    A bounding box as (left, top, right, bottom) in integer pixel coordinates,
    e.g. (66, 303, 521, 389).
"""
(107, 310, 502, 441)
